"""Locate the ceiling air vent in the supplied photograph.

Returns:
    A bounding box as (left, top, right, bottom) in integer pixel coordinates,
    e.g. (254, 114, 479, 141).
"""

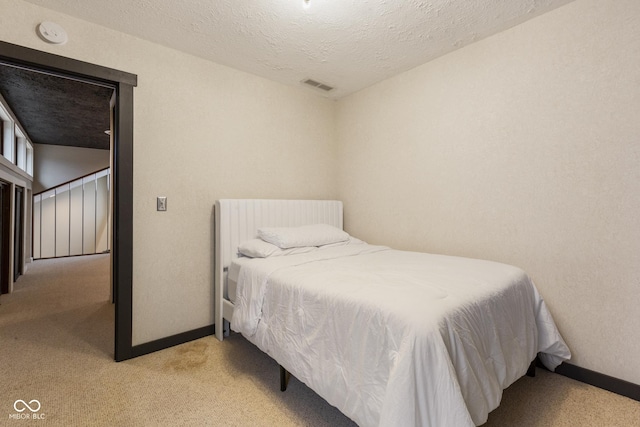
(302, 78, 334, 92)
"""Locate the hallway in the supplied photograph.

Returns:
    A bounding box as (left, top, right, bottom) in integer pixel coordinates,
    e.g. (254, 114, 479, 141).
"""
(0, 254, 112, 359)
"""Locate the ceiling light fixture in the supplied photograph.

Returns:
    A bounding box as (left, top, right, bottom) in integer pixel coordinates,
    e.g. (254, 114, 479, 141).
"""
(303, 0, 310, 9)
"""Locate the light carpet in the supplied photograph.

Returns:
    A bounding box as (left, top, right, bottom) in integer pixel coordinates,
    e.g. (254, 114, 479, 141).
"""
(0, 255, 638, 426)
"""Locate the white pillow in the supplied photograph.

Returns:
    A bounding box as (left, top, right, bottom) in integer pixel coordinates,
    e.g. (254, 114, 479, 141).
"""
(257, 224, 349, 249)
(237, 239, 318, 258)
(238, 239, 281, 258)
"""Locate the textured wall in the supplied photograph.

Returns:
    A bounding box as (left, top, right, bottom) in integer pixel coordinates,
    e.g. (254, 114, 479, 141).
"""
(0, 0, 338, 345)
(336, 0, 640, 384)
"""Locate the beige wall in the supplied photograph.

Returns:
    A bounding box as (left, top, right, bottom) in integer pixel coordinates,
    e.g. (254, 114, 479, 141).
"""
(3, 0, 639, 387)
(0, 0, 338, 345)
(336, 0, 640, 385)
(32, 143, 110, 193)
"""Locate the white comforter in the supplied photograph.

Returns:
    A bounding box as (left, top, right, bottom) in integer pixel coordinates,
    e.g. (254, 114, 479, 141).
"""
(231, 244, 570, 427)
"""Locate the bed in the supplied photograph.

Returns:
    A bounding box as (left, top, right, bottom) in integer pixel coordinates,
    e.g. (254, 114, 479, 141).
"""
(214, 199, 570, 427)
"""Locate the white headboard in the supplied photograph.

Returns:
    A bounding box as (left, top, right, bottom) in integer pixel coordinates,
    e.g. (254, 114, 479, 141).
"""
(214, 199, 344, 340)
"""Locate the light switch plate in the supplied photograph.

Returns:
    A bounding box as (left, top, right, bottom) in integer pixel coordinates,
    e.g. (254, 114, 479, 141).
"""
(157, 196, 167, 211)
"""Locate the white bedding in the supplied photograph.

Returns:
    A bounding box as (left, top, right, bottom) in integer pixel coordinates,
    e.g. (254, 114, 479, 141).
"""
(231, 244, 570, 427)
(227, 260, 243, 303)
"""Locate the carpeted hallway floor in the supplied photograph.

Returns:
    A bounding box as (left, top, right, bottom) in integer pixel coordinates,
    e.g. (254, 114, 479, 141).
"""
(1, 255, 638, 426)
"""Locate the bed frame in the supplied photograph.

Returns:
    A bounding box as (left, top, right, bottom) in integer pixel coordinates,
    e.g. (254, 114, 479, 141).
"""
(214, 199, 344, 341)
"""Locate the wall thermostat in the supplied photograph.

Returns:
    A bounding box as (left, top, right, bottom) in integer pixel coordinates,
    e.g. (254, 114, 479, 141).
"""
(37, 21, 68, 45)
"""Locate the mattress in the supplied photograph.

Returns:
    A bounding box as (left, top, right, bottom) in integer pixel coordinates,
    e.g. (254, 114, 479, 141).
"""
(230, 244, 570, 427)
(227, 262, 239, 303)
(227, 257, 255, 304)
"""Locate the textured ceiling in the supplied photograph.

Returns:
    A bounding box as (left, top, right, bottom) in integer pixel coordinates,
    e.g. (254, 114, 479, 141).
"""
(0, 65, 113, 149)
(3, 0, 575, 150)
(23, 0, 575, 98)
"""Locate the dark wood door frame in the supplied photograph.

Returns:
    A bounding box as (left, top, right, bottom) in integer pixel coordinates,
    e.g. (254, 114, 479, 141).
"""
(0, 181, 10, 294)
(0, 41, 137, 361)
(13, 186, 23, 282)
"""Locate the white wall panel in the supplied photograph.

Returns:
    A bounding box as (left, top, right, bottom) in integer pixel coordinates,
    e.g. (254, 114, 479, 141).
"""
(40, 190, 55, 259)
(55, 184, 70, 257)
(95, 172, 109, 253)
(82, 175, 96, 255)
(69, 179, 83, 256)
(33, 194, 41, 259)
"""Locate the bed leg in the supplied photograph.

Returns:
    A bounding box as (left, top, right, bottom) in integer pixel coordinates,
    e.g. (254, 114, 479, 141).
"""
(223, 319, 230, 337)
(280, 365, 290, 392)
(526, 360, 536, 377)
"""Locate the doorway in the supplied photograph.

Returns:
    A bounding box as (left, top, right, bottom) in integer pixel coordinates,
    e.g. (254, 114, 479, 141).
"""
(0, 180, 10, 294)
(13, 186, 22, 282)
(0, 41, 136, 361)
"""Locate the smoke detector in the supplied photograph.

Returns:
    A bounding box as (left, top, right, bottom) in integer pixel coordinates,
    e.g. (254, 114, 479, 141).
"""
(37, 21, 68, 45)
